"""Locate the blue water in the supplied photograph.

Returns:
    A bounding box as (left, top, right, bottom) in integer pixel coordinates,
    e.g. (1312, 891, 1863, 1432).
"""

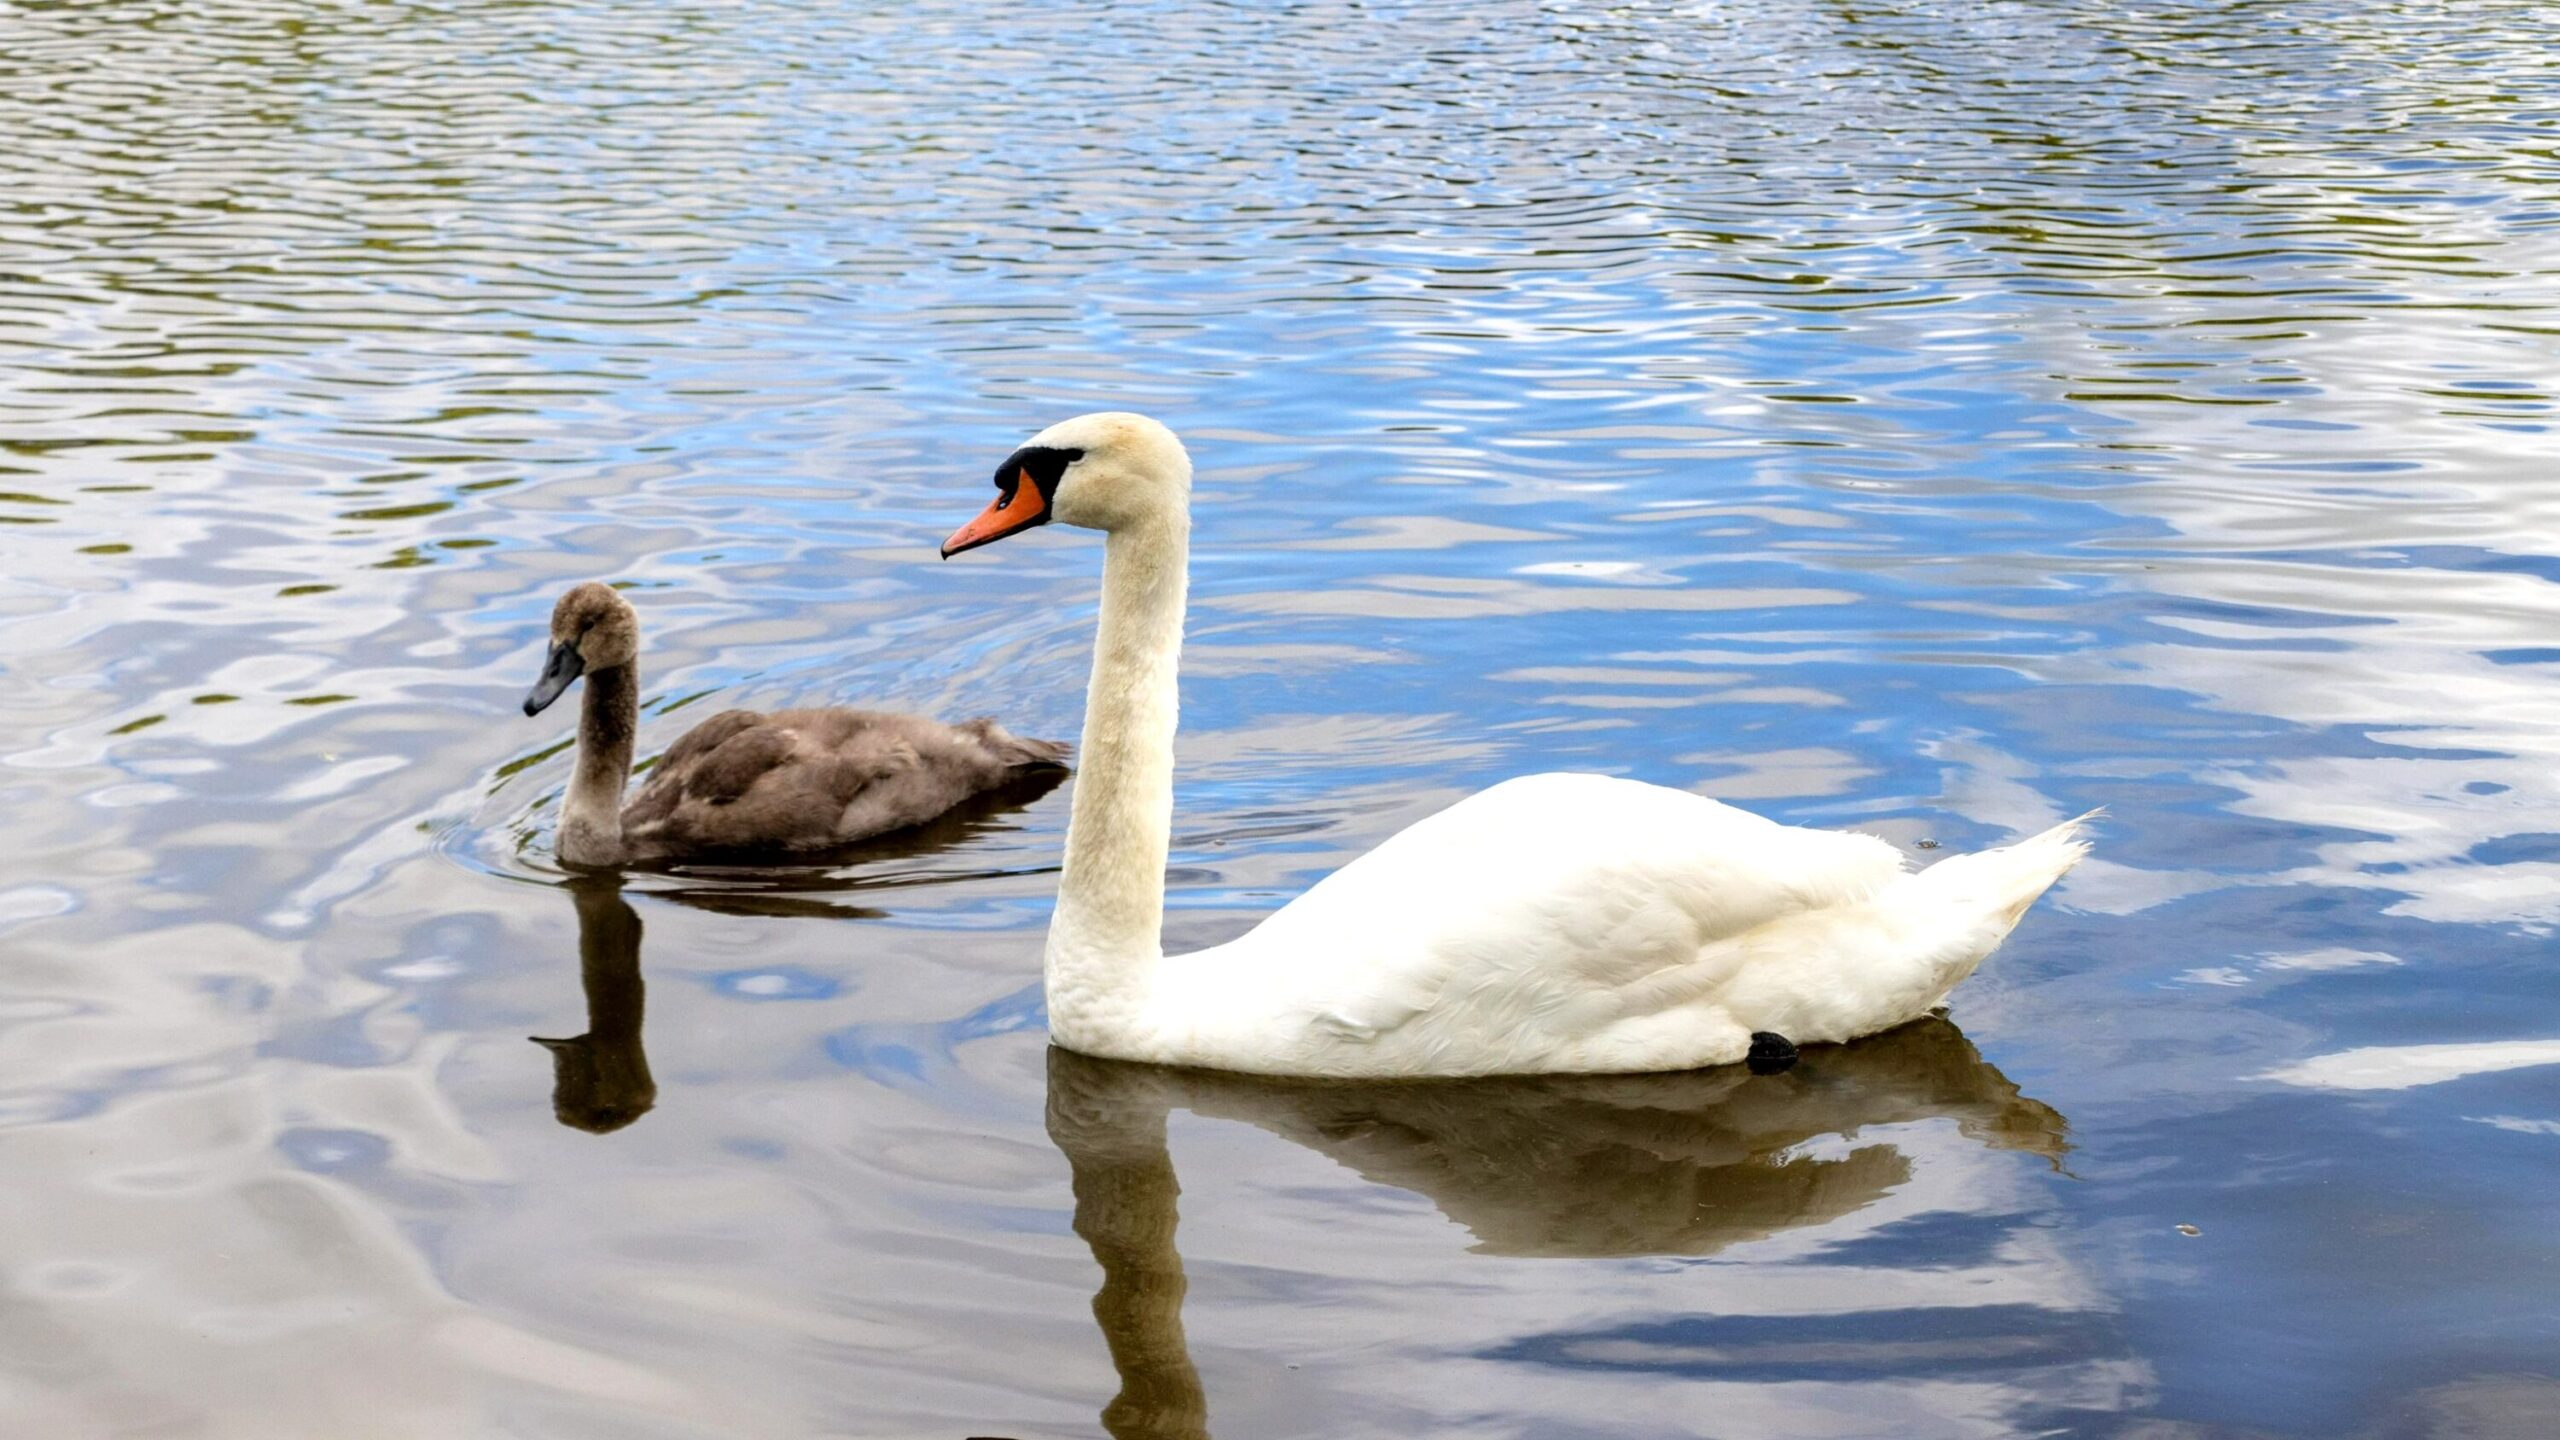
(2, 0, 2557, 1434)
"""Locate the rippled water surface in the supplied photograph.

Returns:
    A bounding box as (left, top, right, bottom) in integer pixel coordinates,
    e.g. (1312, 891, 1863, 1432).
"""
(5, 0, 2559, 1434)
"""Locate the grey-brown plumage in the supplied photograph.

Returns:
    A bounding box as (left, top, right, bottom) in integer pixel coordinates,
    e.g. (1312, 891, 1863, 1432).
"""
(523, 582, 1067, 867)
(618, 706, 1068, 861)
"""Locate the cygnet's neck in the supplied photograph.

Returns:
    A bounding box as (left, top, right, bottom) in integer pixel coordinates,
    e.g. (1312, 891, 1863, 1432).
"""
(1047, 511, 1189, 1054)
(560, 663, 636, 867)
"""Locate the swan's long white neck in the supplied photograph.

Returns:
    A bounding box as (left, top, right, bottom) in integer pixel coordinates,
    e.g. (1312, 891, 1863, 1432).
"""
(560, 664, 635, 867)
(1046, 511, 1189, 1054)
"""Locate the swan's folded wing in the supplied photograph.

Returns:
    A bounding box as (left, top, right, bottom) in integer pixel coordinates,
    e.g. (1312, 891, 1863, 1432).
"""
(1234, 773, 1906, 1050)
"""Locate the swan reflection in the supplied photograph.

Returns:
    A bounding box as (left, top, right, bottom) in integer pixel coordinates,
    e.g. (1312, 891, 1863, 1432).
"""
(1045, 1017, 2068, 1438)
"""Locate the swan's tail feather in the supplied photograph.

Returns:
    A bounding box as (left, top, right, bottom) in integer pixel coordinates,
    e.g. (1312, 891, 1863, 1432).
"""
(1911, 808, 2100, 927)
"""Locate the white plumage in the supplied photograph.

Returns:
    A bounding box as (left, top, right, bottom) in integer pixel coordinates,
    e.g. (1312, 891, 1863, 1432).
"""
(1156, 774, 2095, 1075)
(945, 412, 2094, 1077)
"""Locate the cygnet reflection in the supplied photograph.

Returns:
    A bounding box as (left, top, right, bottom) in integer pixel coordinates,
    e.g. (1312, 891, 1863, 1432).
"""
(530, 876, 655, 1133)
(527, 771, 1069, 1130)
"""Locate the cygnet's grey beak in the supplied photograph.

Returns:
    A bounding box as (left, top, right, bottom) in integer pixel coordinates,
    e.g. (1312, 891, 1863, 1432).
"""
(523, 641, 585, 716)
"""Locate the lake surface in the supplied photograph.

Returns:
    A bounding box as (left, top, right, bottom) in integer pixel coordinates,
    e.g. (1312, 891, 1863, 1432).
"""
(3, 0, 2557, 1434)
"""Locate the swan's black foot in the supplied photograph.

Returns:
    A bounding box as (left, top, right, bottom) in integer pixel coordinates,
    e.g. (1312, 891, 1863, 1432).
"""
(1746, 1031, 1799, 1075)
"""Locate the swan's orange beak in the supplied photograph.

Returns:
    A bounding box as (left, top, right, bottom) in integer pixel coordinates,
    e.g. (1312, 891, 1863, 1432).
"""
(941, 468, 1049, 558)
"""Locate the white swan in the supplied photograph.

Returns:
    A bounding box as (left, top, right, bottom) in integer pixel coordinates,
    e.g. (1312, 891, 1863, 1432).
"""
(942, 413, 2095, 1077)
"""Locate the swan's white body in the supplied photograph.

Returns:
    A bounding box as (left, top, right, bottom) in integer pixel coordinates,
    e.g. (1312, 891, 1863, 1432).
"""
(1143, 774, 2092, 1076)
(952, 413, 2093, 1078)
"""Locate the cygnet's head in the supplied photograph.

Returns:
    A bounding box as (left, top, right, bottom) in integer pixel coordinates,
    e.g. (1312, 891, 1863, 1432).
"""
(941, 412, 1191, 558)
(523, 581, 639, 716)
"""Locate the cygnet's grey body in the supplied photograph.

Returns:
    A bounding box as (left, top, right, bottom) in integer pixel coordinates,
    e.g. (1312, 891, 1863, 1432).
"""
(524, 582, 1066, 866)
